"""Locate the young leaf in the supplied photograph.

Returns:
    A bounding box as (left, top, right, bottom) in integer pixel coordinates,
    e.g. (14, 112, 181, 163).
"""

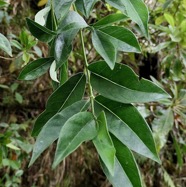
(92, 30, 117, 69)
(95, 96, 160, 162)
(88, 61, 170, 103)
(32, 73, 86, 136)
(101, 135, 143, 187)
(53, 112, 97, 168)
(93, 111, 116, 175)
(105, 0, 149, 37)
(57, 11, 88, 33)
(29, 100, 89, 166)
(93, 13, 128, 29)
(18, 57, 54, 80)
(0, 33, 12, 56)
(75, 0, 97, 18)
(98, 26, 141, 53)
(26, 18, 56, 42)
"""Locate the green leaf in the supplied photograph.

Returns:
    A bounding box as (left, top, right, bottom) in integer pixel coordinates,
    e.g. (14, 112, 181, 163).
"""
(26, 18, 56, 42)
(60, 61, 68, 85)
(0, 0, 8, 8)
(0, 33, 12, 56)
(93, 13, 128, 28)
(95, 96, 160, 162)
(54, 32, 74, 69)
(164, 13, 175, 27)
(101, 135, 142, 187)
(18, 57, 54, 80)
(53, 112, 97, 168)
(98, 26, 141, 53)
(93, 111, 116, 175)
(75, 0, 97, 18)
(105, 0, 149, 37)
(89, 61, 170, 103)
(92, 30, 116, 69)
(57, 11, 88, 33)
(29, 100, 89, 166)
(32, 73, 86, 136)
(153, 108, 174, 151)
(48, 0, 75, 21)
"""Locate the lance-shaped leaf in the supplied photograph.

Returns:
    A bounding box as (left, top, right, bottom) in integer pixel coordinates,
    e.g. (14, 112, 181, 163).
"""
(26, 18, 56, 42)
(93, 14, 128, 29)
(53, 112, 97, 168)
(32, 73, 86, 136)
(98, 26, 141, 53)
(92, 30, 116, 70)
(101, 135, 143, 187)
(95, 96, 160, 162)
(105, 0, 149, 37)
(18, 57, 54, 80)
(75, 0, 97, 18)
(93, 111, 116, 175)
(89, 61, 170, 103)
(0, 33, 12, 56)
(29, 100, 89, 166)
(57, 11, 88, 33)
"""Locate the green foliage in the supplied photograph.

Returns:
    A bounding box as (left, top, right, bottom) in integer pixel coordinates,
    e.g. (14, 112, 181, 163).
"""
(0, 122, 32, 187)
(18, 1, 170, 186)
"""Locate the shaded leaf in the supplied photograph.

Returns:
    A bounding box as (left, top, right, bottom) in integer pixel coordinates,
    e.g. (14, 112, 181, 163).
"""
(29, 100, 89, 166)
(105, 0, 149, 37)
(95, 96, 160, 162)
(57, 11, 88, 33)
(92, 30, 116, 69)
(89, 61, 170, 103)
(32, 73, 86, 136)
(99, 26, 141, 53)
(0, 33, 12, 56)
(18, 57, 54, 80)
(53, 112, 97, 168)
(75, 0, 97, 18)
(26, 18, 56, 42)
(101, 135, 142, 187)
(93, 111, 115, 175)
(93, 13, 128, 28)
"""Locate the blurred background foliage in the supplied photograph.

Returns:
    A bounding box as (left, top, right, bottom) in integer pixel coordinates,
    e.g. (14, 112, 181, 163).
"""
(0, 0, 186, 186)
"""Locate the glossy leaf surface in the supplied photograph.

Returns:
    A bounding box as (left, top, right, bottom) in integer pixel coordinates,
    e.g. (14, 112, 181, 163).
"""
(32, 73, 86, 136)
(89, 61, 170, 103)
(93, 112, 115, 175)
(53, 112, 97, 168)
(26, 18, 56, 42)
(105, 0, 149, 37)
(18, 57, 54, 80)
(95, 96, 160, 162)
(29, 100, 89, 166)
(57, 11, 87, 33)
(92, 30, 116, 69)
(54, 31, 76, 69)
(99, 26, 141, 53)
(93, 13, 128, 28)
